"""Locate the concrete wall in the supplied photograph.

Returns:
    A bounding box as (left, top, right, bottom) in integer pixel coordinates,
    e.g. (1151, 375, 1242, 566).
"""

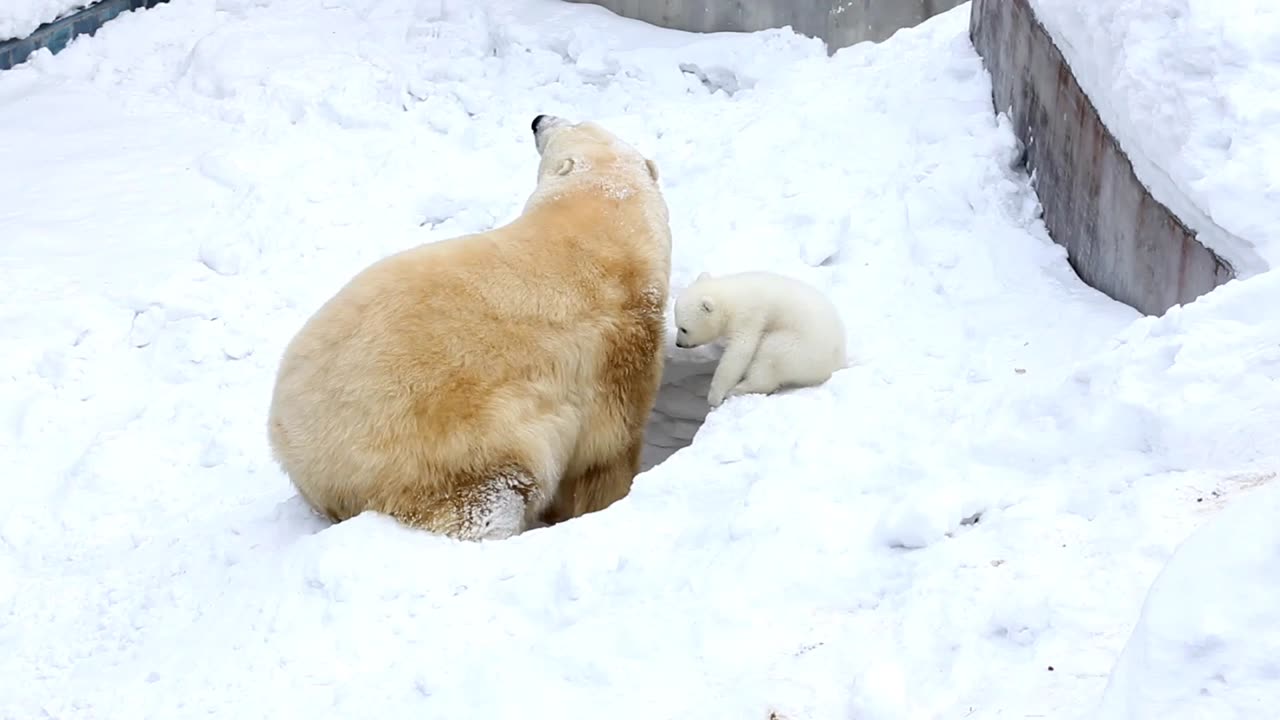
(565, 0, 968, 51)
(0, 0, 167, 70)
(969, 0, 1233, 316)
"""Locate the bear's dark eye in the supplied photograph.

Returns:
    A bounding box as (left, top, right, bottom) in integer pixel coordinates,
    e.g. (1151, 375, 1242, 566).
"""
(678, 327, 687, 334)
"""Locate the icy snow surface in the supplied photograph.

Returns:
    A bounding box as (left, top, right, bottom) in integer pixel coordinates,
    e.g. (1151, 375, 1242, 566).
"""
(3, 0, 1280, 718)
(1029, 0, 1280, 276)
(1, 0, 105, 43)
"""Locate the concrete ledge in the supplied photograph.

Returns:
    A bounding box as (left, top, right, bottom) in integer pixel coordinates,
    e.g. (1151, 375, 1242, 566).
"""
(565, 0, 967, 51)
(0, 0, 168, 71)
(970, 0, 1233, 316)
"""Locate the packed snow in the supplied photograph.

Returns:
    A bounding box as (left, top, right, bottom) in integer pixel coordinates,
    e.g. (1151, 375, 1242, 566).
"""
(1, 0, 104, 42)
(1030, 0, 1280, 276)
(2, 0, 1279, 718)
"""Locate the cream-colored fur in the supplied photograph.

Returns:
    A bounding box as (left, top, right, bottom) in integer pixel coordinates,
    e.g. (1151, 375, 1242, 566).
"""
(674, 270, 847, 407)
(267, 115, 672, 541)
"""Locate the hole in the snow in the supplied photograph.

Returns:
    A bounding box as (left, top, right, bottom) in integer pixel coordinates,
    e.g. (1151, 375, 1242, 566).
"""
(640, 353, 718, 471)
(525, 349, 716, 535)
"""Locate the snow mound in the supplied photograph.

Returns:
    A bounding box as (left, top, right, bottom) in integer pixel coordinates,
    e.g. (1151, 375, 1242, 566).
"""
(1030, 0, 1280, 275)
(1095, 479, 1280, 720)
(873, 470, 999, 550)
(976, 272, 1280, 477)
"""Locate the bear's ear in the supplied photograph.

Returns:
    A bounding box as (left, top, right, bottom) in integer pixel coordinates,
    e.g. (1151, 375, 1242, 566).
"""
(696, 271, 711, 282)
(699, 296, 715, 314)
(556, 157, 576, 176)
(645, 158, 660, 182)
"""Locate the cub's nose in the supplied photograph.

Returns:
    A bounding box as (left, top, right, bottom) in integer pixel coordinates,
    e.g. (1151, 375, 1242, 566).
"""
(531, 114, 549, 134)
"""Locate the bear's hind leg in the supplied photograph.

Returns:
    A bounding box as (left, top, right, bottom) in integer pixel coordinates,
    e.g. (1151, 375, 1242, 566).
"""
(727, 350, 781, 399)
(385, 466, 544, 541)
(452, 467, 546, 540)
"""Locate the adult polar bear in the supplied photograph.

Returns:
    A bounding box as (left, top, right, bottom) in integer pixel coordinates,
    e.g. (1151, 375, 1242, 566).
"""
(268, 115, 672, 541)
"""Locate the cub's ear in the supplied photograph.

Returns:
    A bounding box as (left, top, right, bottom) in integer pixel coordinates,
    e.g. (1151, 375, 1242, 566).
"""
(696, 271, 711, 282)
(699, 297, 715, 314)
(645, 157, 660, 182)
(556, 158, 576, 176)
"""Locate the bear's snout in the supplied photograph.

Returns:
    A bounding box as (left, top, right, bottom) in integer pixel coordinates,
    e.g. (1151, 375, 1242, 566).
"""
(532, 114, 550, 134)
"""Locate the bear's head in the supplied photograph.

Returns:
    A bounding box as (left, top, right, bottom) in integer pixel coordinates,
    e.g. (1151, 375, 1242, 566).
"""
(529, 114, 660, 188)
(673, 272, 723, 349)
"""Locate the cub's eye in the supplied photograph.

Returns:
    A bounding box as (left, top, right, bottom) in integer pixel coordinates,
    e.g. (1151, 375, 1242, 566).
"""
(678, 327, 687, 333)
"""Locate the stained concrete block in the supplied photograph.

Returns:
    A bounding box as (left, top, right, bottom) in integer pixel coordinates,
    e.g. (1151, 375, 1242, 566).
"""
(970, 0, 1233, 316)
(564, 0, 967, 51)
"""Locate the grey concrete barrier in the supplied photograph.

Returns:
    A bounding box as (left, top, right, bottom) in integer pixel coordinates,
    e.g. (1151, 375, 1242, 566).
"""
(969, 0, 1233, 316)
(565, 0, 968, 51)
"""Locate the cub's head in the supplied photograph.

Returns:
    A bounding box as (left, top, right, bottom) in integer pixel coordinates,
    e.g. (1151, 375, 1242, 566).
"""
(673, 272, 723, 349)
(530, 114, 660, 187)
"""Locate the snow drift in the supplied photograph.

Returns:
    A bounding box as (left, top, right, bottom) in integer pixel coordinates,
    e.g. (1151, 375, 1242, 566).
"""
(1096, 480, 1280, 720)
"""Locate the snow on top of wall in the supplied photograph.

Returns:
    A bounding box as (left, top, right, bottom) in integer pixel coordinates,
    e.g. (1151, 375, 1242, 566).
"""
(1030, 0, 1280, 276)
(2, 0, 100, 42)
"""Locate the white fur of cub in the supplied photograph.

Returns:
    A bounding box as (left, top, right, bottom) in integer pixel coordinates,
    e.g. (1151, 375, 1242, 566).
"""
(674, 270, 847, 407)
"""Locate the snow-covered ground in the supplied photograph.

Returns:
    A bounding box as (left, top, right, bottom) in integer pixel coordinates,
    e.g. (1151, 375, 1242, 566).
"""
(2, 0, 1279, 718)
(2, 0, 103, 42)
(1030, 0, 1280, 276)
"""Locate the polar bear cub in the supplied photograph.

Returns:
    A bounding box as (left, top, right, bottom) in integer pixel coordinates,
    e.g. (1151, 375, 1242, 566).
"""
(674, 270, 847, 407)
